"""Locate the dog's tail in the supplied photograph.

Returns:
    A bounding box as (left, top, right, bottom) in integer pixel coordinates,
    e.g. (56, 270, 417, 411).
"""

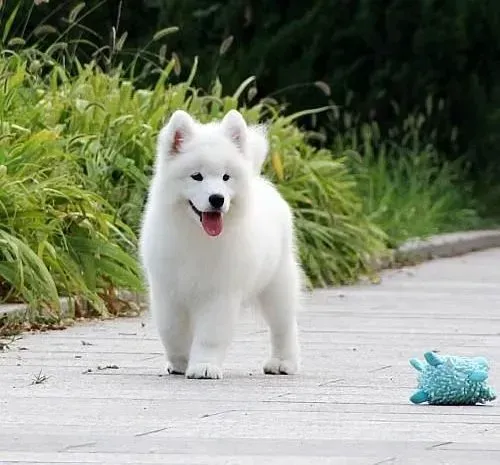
(247, 124, 269, 175)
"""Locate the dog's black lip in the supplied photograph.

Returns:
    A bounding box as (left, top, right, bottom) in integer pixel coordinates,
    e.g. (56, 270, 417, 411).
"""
(189, 201, 202, 221)
(188, 201, 223, 222)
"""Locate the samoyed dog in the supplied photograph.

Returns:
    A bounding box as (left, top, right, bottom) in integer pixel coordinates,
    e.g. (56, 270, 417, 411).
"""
(139, 109, 301, 379)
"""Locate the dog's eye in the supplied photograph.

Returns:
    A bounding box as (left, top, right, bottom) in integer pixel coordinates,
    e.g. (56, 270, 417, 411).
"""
(191, 173, 203, 181)
(222, 174, 230, 181)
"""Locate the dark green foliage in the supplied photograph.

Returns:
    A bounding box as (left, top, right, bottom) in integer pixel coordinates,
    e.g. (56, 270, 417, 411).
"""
(0, 0, 500, 204)
(146, 0, 500, 176)
(4, 0, 500, 189)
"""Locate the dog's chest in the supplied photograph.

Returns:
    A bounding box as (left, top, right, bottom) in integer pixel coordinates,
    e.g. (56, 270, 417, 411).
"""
(168, 234, 272, 297)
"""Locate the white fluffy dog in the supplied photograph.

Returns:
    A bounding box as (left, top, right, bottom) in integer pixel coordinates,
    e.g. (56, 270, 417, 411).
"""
(139, 109, 301, 379)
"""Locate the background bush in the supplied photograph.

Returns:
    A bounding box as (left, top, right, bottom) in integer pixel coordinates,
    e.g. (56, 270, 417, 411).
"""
(0, 45, 390, 314)
(150, 0, 500, 178)
(0, 56, 142, 313)
(9, 0, 500, 186)
(338, 119, 482, 247)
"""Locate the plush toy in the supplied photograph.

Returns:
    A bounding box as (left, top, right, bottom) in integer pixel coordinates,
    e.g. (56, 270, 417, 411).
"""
(409, 351, 496, 405)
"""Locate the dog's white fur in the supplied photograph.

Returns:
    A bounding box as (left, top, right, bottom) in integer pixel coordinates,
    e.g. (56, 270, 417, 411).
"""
(139, 109, 301, 379)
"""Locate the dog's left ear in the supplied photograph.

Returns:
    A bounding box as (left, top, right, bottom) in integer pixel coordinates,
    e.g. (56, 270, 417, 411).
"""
(221, 110, 247, 152)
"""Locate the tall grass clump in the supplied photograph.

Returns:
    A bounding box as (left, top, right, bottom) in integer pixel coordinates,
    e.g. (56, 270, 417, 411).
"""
(0, 51, 387, 312)
(334, 114, 482, 247)
(29, 55, 387, 287)
(0, 1, 388, 323)
(0, 54, 142, 315)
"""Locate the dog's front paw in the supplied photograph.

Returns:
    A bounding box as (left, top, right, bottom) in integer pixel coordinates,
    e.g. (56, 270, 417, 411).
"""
(263, 357, 298, 375)
(186, 363, 223, 380)
(166, 356, 188, 375)
(166, 362, 186, 375)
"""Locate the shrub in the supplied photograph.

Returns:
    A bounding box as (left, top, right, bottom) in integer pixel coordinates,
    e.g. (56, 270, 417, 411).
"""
(36, 57, 388, 286)
(0, 45, 388, 315)
(0, 55, 142, 313)
(336, 119, 482, 247)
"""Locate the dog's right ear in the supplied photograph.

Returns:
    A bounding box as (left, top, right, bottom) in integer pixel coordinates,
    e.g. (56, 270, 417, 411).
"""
(158, 110, 194, 157)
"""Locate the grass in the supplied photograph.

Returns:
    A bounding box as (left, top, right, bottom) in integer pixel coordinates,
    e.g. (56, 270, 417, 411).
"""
(0, 46, 388, 332)
(0, 55, 142, 304)
(34, 55, 387, 287)
(31, 369, 49, 385)
(0, 118, 142, 311)
(266, 114, 386, 285)
(335, 120, 483, 248)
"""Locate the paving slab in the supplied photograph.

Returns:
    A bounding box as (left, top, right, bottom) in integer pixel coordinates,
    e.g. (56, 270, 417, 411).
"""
(1, 248, 500, 464)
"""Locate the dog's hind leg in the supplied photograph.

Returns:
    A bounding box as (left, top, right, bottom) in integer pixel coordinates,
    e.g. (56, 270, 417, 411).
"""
(259, 257, 301, 375)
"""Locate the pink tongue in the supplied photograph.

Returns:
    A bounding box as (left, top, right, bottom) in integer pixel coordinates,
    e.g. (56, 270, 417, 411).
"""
(201, 212, 223, 236)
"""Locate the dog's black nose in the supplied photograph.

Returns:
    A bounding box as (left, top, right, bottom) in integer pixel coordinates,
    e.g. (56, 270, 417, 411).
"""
(209, 194, 225, 209)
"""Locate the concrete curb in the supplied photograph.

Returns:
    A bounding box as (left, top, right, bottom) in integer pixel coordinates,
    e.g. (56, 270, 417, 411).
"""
(2, 229, 500, 321)
(0, 290, 145, 320)
(387, 229, 500, 268)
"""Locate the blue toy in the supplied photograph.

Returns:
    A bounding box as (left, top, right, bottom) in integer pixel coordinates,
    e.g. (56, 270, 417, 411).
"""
(409, 351, 496, 405)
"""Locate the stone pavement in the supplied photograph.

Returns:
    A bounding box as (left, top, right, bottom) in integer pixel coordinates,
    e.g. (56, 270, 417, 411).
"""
(1, 248, 500, 464)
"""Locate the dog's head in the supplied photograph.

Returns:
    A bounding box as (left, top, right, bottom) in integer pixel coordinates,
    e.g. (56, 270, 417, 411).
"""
(155, 110, 259, 237)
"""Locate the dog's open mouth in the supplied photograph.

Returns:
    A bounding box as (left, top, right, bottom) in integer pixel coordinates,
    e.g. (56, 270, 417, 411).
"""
(189, 201, 223, 237)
